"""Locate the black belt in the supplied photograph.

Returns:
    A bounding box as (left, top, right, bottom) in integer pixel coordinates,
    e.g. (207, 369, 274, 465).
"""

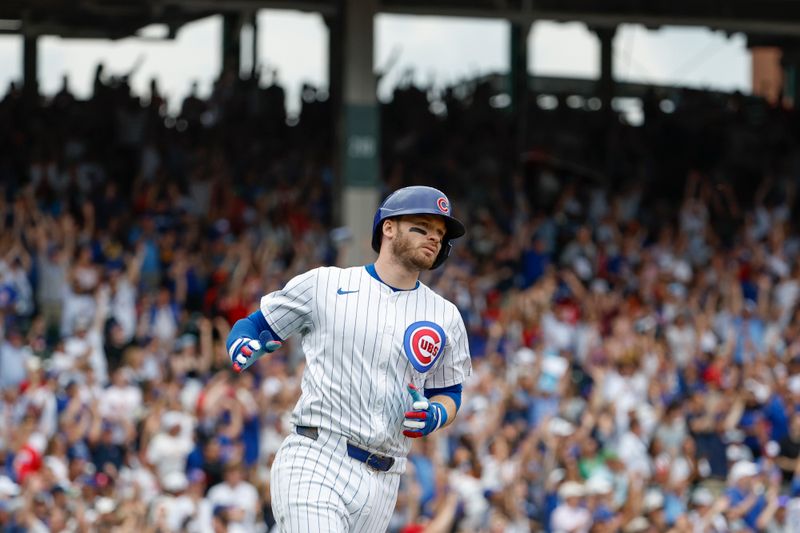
(295, 425, 395, 472)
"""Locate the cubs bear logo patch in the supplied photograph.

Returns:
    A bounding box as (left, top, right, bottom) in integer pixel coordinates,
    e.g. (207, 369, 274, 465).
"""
(403, 321, 446, 372)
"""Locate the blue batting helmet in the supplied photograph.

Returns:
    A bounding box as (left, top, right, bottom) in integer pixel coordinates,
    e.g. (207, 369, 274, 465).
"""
(371, 186, 466, 269)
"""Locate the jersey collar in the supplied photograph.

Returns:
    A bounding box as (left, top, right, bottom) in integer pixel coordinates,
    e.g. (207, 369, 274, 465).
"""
(365, 264, 420, 292)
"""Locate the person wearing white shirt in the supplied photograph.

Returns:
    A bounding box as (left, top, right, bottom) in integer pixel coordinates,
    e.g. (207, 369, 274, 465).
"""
(665, 313, 696, 369)
(206, 461, 260, 531)
(0, 326, 31, 389)
(182, 469, 214, 533)
(146, 411, 194, 485)
(107, 260, 139, 342)
(63, 312, 108, 386)
(150, 471, 196, 532)
(617, 418, 653, 478)
(551, 481, 591, 533)
(101, 367, 142, 444)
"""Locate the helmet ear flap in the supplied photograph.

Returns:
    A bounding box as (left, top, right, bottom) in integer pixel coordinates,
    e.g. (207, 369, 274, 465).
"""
(431, 239, 452, 269)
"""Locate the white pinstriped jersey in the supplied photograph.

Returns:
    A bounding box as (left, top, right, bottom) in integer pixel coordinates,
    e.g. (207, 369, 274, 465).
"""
(260, 265, 471, 457)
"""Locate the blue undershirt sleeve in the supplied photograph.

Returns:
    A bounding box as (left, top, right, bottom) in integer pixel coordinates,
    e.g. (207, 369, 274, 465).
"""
(425, 383, 463, 412)
(226, 311, 283, 353)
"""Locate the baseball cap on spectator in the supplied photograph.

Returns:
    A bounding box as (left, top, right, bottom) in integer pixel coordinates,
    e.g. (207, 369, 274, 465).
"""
(728, 461, 758, 484)
(643, 489, 664, 512)
(590, 278, 609, 294)
(209, 219, 231, 241)
(667, 282, 687, 300)
(33, 491, 52, 505)
(593, 507, 615, 523)
(723, 429, 747, 445)
(174, 333, 197, 352)
(95, 496, 116, 515)
(547, 468, 566, 489)
(73, 315, 92, 332)
(744, 379, 770, 404)
(67, 442, 92, 463)
(91, 472, 112, 491)
(61, 373, 84, 388)
(0, 286, 17, 310)
(726, 444, 753, 463)
(467, 396, 489, 414)
(514, 347, 536, 365)
(789, 375, 800, 396)
(44, 456, 69, 482)
(548, 418, 575, 437)
(162, 471, 188, 493)
(572, 256, 593, 280)
(0, 476, 20, 497)
(161, 410, 183, 430)
(765, 440, 780, 458)
(558, 481, 585, 499)
(187, 468, 206, 486)
(635, 404, 659, 433)
(106, 259, 125, 272)
(50, 483, 69, 496)
(730, 519, 750, 531)
(26, 357, 42, 373)
(585, 476, 613, 496)
(213, 503, 232, 518)
(602, 448, 620, 461)
(691, 487, 714, 507)
(623, 517, 650, 533)
(329, 226, 353, 245)
(261, 375, 283, 398)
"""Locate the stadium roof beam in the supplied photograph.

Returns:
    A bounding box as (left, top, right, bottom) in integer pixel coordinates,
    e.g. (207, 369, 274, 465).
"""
(166, 0, 337, 15)
(5, 0, 800, 40)
(378, 4, 800, 37)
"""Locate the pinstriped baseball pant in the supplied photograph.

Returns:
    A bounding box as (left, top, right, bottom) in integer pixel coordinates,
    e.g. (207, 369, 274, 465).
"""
(271, 428, 404, 533)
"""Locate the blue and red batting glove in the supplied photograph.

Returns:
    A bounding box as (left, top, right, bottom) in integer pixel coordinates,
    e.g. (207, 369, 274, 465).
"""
(402, 383, 448, 438)
(229, 336, 282, 373)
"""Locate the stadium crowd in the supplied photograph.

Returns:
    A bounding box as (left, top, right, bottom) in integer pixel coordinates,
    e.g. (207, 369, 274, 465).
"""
(1, 61, 800, 532)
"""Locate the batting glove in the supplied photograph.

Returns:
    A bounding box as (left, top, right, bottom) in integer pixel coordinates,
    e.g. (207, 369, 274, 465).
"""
(402, 383, 447, 438)
(229, 336, 282, 373)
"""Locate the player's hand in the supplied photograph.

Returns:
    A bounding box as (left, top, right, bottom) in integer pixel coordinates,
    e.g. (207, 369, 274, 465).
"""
(229, 336, 282, 373)
(403, 383, 446, 438)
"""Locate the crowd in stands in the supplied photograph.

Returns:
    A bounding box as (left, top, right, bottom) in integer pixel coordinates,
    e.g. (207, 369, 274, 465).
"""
(2, 57, 800, 532)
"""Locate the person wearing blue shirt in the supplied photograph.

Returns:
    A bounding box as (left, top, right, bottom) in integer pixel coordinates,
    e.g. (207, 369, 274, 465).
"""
(724, 461, 766, 530)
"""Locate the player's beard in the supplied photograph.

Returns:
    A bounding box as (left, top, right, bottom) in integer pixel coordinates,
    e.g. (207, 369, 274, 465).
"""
(391, 230, 436, 271)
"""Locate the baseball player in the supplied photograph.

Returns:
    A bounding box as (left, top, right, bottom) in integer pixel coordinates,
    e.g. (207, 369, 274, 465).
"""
(226, 185, 471, 532)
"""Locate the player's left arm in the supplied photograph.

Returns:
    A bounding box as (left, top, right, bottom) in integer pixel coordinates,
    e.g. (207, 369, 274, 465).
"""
(404, 307, 471, 438)
(426, 384, 462, 429)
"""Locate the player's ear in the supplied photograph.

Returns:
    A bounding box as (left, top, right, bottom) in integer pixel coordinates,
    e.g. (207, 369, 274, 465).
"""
(382, 218, 397, 241)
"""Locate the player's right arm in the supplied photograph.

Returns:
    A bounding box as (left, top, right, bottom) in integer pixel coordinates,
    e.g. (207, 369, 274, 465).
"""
(226, 269, 318, 373)
(226, 311, 283, 373)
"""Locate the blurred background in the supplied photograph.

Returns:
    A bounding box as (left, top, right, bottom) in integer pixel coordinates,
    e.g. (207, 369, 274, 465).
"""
(1, 0, 800, 531)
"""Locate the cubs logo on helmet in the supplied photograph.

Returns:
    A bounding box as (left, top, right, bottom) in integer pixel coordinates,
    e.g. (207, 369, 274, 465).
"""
(403, 321, 447, 372)
(436, 197, 449, 214)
